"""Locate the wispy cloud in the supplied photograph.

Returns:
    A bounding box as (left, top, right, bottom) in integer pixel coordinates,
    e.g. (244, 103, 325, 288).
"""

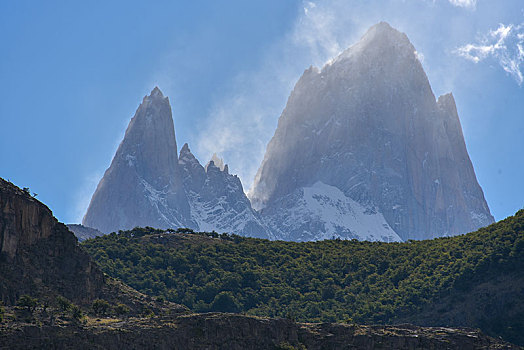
(456, 23, 524, 85)
(194, 1, 357, 191)
(72, 171, 104, 223)
(448, 0, 477, 10)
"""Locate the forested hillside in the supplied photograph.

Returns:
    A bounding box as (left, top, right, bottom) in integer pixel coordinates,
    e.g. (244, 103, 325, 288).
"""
(83, 210, 524, 345)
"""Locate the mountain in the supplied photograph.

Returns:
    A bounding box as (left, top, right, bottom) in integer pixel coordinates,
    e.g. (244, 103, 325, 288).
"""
(83, 209, 524, 346)
(83, 88, 269, 238)
(67, 224, 104, 242)
(250, 22, 494, 241)
(179, 144, 270, 238)
(83, 87, 193, 233)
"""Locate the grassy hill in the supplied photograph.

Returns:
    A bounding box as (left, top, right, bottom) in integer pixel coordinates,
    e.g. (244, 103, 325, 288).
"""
(83, 210, 524, 345)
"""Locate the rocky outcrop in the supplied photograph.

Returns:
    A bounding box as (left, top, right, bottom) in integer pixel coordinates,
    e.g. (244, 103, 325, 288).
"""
(250, 22, 494, 241)
(67, 224, 104, 241)
(0, 181, 57, 259)
(0, 313, 517, 349)
(0, 178, 105, 305)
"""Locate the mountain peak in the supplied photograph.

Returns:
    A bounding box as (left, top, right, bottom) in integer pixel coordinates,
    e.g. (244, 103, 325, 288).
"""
(250, 22, 493, 241)
(329, 22, 415, 69)
(150, 86, 164, 98)
(205, 153, 225, 172)
(180, 142, 191, 155)
(361, 21, 408, 42)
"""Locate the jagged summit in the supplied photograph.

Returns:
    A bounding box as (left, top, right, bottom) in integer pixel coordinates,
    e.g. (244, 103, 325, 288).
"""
(250, 22, 493, 241)
(84, 89, 270, 238)
(205, 153, 226, 172)
(150, 86, 164, 97)
(331, 21, 414, 67)
(83, 87, 192, 233)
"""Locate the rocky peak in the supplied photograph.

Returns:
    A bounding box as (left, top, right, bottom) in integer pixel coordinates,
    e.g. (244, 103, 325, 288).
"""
(83, 87, 192, 233)
(250, 22, 493, 241)
(150, 86, 164, 98)
(205, 153, 225, 172)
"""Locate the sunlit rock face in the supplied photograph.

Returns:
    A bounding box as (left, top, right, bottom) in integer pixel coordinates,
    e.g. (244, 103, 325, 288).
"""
(250, 22, 494, 241)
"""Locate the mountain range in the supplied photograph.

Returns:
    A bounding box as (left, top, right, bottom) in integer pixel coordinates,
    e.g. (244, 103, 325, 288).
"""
(80, 22, 494, 242)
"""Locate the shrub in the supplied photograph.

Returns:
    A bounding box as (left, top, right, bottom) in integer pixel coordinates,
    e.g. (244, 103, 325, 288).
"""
(92, 299, 111, 316)
(114, 303, 130, 316)
(17, 295, 38, 312)
(56, 296, 72, 313)
(71, 305, 83, 322)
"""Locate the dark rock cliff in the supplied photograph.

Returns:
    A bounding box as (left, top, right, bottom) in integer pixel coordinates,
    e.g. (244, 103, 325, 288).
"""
(0, 313, 518, 349)
(0, 178, 105, 305)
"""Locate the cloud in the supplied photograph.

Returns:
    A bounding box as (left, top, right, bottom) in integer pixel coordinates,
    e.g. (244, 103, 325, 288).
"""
(194, 1, 358, 191)
(294, 1, 343, 65)
(456, 23, 524, 85)
(448, 0, 477, 10)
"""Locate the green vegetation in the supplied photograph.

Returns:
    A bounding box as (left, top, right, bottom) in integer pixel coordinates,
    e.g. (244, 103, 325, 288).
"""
(92, 299, 111, 316)
(83, 210, 524, 344)
(16, 295, 38, 313)
(56, 296, 73, 313)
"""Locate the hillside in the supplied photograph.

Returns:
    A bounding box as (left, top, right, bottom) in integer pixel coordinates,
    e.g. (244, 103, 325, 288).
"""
(1, 177, 516, 348)
(0, 177, 185, 315)
(83, 211, 524, 345)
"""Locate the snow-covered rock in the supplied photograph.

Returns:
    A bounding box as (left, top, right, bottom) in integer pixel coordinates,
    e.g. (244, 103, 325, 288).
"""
(83, 87, 194, 233)
(262, 181, 401, 242)
(83, 87, 269, 238)
(179, 144, 270, 238)
(250, 22, 494, 241)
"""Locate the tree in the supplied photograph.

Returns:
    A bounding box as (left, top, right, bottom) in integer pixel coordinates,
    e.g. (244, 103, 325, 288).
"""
(56, 296, 72, 313)
(71, 305, 83, 323)
(92, 299, 111, 316)
(17, 295, 38, 313)
(114, 303, 130, 316)
(210, 291, 240, 313)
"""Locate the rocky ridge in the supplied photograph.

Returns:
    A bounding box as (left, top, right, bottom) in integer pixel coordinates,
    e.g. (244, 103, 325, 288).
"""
(0, 313, 517, 349)
(83, 88, 269, 238)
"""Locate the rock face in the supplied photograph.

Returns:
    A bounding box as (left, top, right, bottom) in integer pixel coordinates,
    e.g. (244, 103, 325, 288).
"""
(179, 144, 270, 238)
(67, 224, 104, 242)
(83, 87, 193, 233)
(250, 22, 494, 241)
(83, 88, 269, 238)
(0, 178, 104, 304)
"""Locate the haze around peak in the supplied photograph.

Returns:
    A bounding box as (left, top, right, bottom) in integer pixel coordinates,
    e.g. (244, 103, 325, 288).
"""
(1, 1, 522, 224)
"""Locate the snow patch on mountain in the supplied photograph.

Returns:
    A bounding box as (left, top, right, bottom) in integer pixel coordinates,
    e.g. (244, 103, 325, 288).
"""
(263, 181, 402, 242)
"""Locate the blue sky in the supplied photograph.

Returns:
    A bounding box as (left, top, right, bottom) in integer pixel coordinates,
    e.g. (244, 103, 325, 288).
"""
(1, 0, 522, 224)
